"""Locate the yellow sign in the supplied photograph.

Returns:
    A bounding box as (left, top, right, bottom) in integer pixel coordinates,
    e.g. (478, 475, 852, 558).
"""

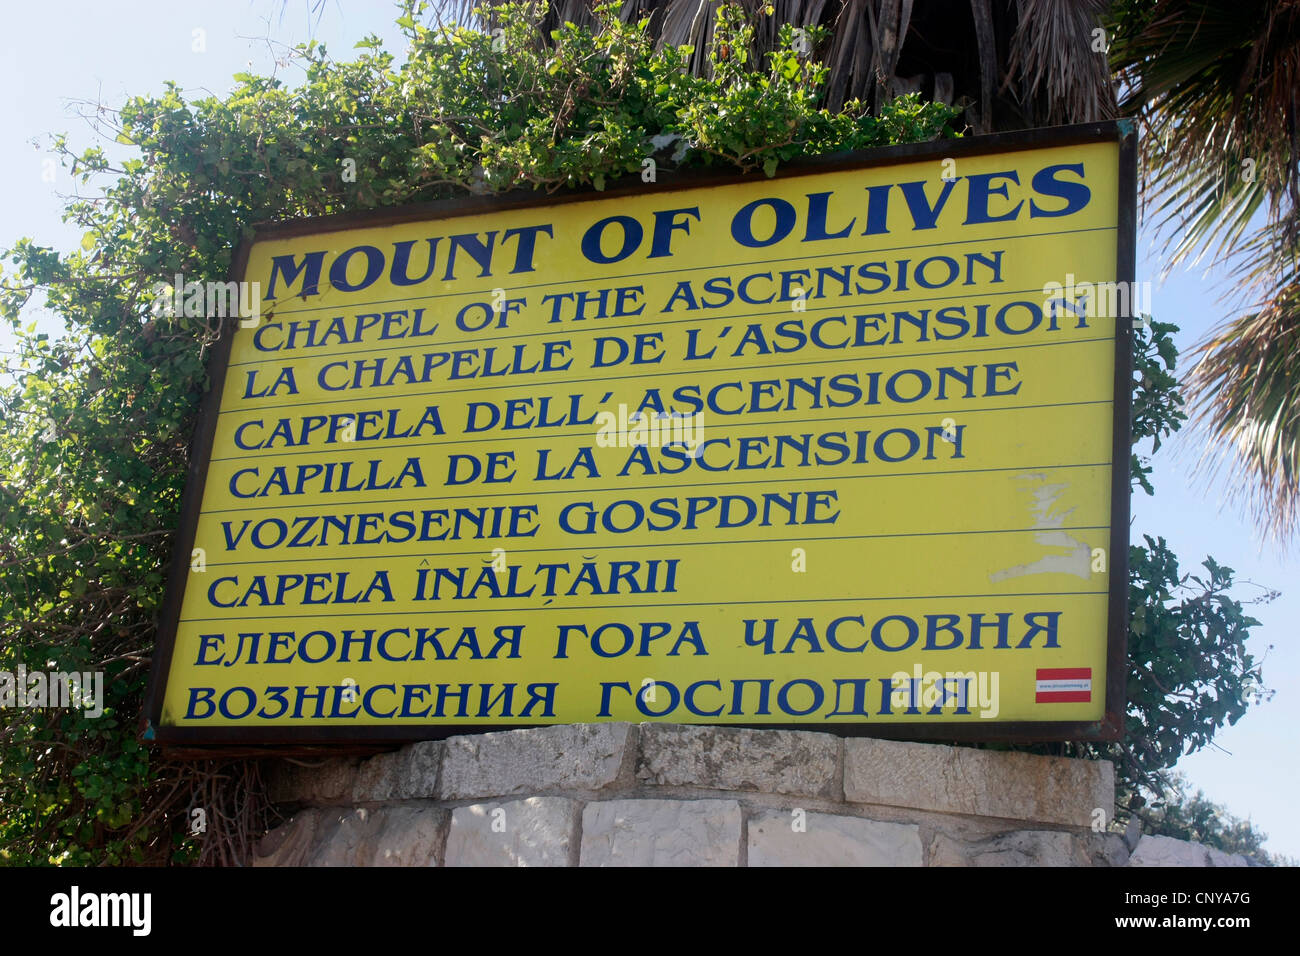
(147, 124, 1134, 743)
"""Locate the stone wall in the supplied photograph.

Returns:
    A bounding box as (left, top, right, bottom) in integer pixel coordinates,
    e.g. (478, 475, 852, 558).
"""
(252, 723, 1254, 866)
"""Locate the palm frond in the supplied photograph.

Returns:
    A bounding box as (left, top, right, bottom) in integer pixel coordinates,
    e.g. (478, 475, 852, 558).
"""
(1113, 0, 1300, 266)
(1112, 0, 1300, 541)
(1187, 272, 1300, 541)
(823, 0, 875, 110)
(1007, 0, 1113, 126)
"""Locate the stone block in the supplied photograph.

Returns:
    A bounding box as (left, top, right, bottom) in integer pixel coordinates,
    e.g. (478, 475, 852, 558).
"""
(580, 799, 742, 867)
(440, 723, 634, 799)
(365, 806, 450, 866)
(1080, 831, 1131, 867)
(352, 741, 443, 802)
(637, 724, 838, 799)
(445, 797, 580, 867)
(927, 829, 1087, 866)
(253, 809, 321, 866)
(844, 738, 1112, 826)
(1205, 847, 1250, 867)
(747, 810, 921, 866)
(254, 806, 447, 866)
(1128, 834, 1249, 867)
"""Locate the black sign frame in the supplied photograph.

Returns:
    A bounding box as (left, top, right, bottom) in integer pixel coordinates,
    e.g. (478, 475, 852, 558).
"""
(143, 120, 1136, 753)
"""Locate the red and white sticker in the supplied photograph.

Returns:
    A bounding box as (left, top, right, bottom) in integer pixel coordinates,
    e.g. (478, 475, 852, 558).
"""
(1035, 668, 1091, 703)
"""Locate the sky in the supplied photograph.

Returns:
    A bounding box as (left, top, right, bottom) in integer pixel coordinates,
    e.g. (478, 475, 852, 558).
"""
(0, 1, 1295, 857)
